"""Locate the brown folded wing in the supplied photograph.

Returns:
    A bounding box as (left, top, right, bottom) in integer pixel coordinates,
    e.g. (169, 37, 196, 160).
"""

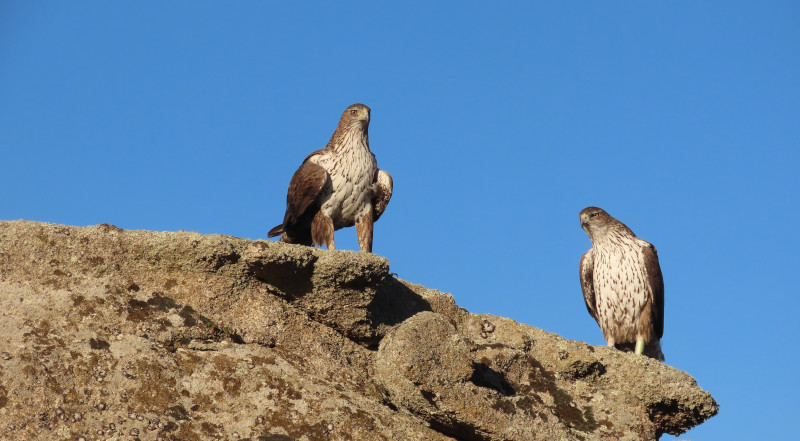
(268, 161, 330, 245)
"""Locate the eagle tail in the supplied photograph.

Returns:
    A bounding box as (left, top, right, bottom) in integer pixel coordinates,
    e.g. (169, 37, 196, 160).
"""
(650, 340, 665, 362)
(267, 224, 284, 238)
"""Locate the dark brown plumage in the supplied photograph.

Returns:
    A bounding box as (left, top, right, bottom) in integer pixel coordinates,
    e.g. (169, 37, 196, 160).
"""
(579, 207, 664, 360)
(268, 103, 393, 252)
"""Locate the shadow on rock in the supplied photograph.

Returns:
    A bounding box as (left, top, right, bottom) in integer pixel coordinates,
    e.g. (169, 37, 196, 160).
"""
(367, 277, 434, 347)
(246, 255, 316, 299)
(471, 362, 515, 396)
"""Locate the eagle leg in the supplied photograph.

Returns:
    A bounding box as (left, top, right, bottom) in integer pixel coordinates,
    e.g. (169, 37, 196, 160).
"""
(355, 210, 374, 253)
(311, 211, 335, 250)
(635, 338, 645, 355)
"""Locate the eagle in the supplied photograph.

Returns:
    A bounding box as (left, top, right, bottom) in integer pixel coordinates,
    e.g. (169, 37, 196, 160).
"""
(578, 207, 665, 360)
(268, 103, 393, 253)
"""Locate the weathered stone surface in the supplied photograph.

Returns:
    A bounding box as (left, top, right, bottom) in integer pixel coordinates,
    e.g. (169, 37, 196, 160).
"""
(0, 220, 717, 440)
(376, 311, 555, 441)
(243, 240, 391, 345)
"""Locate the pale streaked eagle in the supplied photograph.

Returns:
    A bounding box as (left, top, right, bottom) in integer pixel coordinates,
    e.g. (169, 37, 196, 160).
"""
(579, 207, 665, 360)
(268, 103, 393, 253)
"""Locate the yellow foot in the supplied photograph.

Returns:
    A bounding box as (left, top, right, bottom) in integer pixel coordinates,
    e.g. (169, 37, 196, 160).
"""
(635, 338, 645, 355)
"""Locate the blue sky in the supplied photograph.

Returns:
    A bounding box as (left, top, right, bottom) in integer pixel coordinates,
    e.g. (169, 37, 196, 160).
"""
(2, 2, 798, 439)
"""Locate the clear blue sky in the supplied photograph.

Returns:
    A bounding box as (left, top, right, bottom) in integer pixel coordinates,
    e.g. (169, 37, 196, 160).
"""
(2, 2, 798, 439)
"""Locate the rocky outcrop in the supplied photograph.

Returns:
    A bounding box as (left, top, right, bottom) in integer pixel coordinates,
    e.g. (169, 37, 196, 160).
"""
(0, 221, 717, 440)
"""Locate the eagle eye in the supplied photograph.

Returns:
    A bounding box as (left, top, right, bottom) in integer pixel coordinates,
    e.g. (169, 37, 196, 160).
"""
(350, 109, 358, 115)
(589, 212, 598, 218)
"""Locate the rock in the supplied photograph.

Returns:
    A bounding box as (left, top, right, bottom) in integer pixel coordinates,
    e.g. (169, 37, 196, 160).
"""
(0, 220, 717, 440)
(376, 311, 555, 441)
(243, 240, 391, 345)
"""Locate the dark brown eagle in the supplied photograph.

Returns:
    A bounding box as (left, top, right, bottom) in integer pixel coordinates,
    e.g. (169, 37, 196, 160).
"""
(579, 207, 665, 360)
(268, 103, 392, 253)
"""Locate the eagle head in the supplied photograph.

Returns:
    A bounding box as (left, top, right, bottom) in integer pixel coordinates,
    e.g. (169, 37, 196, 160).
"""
(579, 206, 611, 238)
(341, 103, 370, 129)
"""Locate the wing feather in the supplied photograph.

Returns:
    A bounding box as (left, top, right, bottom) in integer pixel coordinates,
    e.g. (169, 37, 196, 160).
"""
(372, 169, 393, 221)
(579, 249, 598, 321)
(284, 161, 328, 227)
(268, 160, 329, 238)
(641, 242, 664, 339)
(302, 148, 327, 163)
